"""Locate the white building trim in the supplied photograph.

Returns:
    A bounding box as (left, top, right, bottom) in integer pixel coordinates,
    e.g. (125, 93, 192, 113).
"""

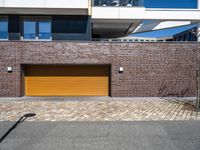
(0, 0, 88, 9)
(92, 7, 200, 21)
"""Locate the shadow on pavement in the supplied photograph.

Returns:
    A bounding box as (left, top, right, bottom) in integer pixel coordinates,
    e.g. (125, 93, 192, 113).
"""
(0, 113, 36, 143)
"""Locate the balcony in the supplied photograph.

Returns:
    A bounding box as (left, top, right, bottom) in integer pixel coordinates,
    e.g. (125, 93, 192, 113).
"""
(91, 1, 200, 38)
(93, 0, 143, 7)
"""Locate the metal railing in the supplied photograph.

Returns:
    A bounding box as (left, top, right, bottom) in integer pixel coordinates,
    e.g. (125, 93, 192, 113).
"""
(92, 0, 143, 7)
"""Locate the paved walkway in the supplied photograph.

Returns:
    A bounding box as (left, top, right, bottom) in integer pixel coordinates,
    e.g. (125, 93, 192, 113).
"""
(0, 97, 199, 121)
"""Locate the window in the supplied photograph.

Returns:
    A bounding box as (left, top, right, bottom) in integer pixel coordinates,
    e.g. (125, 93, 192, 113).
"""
(0, 17, 8, 40)
(39, 21, 51, 40)
(93, 0, 143, 7)
(52, 16, 88, 34)
(22, 17, 51, 40)
(24, 20, 36, 39)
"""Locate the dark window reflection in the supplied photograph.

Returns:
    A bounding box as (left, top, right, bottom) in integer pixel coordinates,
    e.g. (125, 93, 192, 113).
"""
(52, 16, 88, 34)
(93, 0, 143, 6)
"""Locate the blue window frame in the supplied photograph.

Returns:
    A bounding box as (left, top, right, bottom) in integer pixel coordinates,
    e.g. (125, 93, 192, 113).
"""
(0, 17, 8, 40)
(22, 17, 52, 40)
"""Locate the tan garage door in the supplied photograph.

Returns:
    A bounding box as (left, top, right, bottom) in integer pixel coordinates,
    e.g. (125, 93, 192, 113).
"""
(24, 65, 110, 96)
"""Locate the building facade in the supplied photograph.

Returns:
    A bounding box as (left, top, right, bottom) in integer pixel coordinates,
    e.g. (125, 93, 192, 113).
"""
(0, 0, 200, 97)
(0, 42, 198, 97)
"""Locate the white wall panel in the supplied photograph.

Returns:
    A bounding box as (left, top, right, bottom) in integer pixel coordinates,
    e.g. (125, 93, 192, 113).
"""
(0, 0, 3, 7)
(1, 0, 88, 9)
(92, 7, 200, 21)
(4, 0, 45, 7)
(92, 7, 120, 19)
(120, 8, 200, 21)
(45, 0, 88, 8)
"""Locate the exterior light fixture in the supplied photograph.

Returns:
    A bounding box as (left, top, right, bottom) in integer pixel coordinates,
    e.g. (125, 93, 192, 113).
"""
(119, 67, 124, 73)
(7, 67, 13, 72)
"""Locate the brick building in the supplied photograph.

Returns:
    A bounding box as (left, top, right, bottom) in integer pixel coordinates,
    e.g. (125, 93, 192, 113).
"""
(0, 0, 199, 97)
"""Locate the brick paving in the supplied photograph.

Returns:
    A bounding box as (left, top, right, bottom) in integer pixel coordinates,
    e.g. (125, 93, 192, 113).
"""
(0, 97, 199, 121)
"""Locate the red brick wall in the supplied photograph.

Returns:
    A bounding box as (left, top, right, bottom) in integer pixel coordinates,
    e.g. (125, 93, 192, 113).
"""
(0, 42, 198, 97)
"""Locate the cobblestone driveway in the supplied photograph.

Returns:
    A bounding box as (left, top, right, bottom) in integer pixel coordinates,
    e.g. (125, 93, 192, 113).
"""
(0, 97, 199, 121)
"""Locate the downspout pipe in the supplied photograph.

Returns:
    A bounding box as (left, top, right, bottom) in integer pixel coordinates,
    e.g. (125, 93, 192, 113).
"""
(197, 0, 200, 42)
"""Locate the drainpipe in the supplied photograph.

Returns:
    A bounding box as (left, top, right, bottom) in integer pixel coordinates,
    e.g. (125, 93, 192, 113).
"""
(197, 0, 200, 110)
(197, 0, 200, 42)
(197, 65, 200, 111)
(197, 24, 200, 111)
(194, 1, 200, 111)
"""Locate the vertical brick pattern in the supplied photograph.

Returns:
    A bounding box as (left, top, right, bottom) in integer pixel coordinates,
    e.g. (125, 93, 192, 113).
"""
(0, 42, 198, 97)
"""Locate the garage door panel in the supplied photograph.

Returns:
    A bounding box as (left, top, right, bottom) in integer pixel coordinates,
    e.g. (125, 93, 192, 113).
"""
(25, 66, 110, 96)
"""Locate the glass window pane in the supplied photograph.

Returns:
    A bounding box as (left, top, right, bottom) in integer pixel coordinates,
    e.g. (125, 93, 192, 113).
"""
(39, 21, 51, 39)
(53, 16, 88, 34)
(0, 20, 8, 39)
(23, 21, 36, 39)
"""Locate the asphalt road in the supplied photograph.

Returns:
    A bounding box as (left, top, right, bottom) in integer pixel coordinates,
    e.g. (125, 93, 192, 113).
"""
(0, 121, 200, 150)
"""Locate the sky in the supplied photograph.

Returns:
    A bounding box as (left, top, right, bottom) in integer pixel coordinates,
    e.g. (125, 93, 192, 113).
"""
(132, 0, 197, 38)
